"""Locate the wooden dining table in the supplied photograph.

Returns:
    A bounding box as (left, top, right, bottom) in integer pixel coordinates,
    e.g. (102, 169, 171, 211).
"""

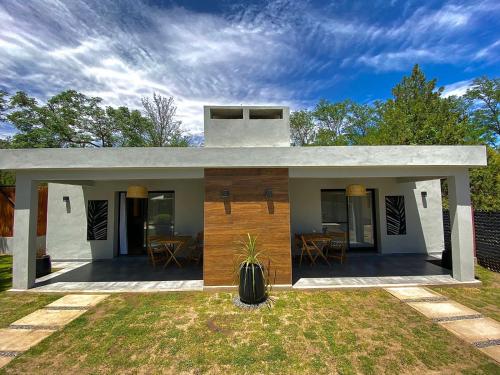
(151, 235, 192, 268)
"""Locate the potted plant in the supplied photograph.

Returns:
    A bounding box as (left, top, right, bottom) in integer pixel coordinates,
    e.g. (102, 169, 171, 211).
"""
(236, 234, 267, 305)
(36, 248, 51, 277)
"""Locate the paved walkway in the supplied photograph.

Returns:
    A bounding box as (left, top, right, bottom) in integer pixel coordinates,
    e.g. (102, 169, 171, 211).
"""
(293, 274, 480, 289)
(0, 294, 108, 368)
(385, 286, 500, 364)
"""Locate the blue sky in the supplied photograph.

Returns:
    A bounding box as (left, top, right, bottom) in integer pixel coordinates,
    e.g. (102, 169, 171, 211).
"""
(0, 0, 499, 137)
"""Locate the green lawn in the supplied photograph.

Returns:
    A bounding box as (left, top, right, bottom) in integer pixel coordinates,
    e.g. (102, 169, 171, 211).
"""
(0, 255, 499, 374)
(433, 265, 500, 321)
(0, 255, 58, 328)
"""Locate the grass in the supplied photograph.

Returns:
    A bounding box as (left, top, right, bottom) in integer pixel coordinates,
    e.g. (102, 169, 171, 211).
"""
(0, 255, 498, 374)
(2, 290, 499, 374)
(433, 265, 500, 321)
(0, 255, 59, 328)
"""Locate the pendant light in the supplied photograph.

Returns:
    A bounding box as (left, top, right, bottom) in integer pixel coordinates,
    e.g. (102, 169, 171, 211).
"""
(346, 184, 367, 197)
(126, 185, 148, 199)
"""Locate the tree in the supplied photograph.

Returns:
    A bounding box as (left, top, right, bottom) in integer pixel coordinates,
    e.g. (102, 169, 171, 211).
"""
(290, 109, 316, 146)
(141, 93, 187, 147)
(372, 65, 481, 145)
(470, 147, 500, 211)
(105, 106, 151, 147)
(345, 102, 379, 145)
(7, 90, 157, 148)
(465, 76, 500, 145)
(0, 90, 8, 121)
(313, 99, 351, 145)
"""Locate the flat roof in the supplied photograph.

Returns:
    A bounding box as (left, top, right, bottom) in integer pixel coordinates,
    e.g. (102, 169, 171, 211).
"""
(0, 145, 487, 170)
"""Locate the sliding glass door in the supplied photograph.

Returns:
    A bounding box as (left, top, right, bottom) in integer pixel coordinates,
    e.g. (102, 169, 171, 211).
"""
(118, 191, 175, 256)
(147, 192, 175, 239)
(348, 192, 375, 248)
(321, 189, 376, 251)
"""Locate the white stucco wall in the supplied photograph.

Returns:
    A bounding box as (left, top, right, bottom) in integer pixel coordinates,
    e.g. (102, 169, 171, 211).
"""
(289, 178, 444, 255)
(46, 180, 204, 260)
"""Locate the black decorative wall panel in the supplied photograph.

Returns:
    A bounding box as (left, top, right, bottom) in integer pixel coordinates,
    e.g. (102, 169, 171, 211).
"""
(385, 196, 406, 235)
(87, 200, 108, 240)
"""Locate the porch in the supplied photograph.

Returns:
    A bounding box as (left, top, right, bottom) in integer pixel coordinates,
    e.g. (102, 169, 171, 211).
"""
(23, 252, 477, 293)
(291, 253, 479, 289)
(30, 257, 203, 292)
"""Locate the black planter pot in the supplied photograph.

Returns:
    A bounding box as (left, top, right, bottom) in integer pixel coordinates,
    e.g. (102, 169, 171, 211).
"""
(36, 255, 51, 277)
(239, 263, 266, 305)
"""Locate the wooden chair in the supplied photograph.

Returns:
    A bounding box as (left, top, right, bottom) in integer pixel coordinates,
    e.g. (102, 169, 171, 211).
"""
(299, 235, 330, 266)
(147, 235, 168, 268)
(187, 231, 204, 264)
(325, 232, 348, 264)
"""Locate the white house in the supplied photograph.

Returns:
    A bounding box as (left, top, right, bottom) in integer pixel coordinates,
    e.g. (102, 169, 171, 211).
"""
(0, 106, 487, 290)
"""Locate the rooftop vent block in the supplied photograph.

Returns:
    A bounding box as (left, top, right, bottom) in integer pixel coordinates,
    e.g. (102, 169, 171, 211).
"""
(249, 108, 283, 119)
(210, 108, 243, 119)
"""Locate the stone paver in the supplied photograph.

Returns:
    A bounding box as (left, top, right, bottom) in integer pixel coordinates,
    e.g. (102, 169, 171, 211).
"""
(386, 287, 500, 364)
(0, 357, 14, 368)
(46, 294, 109, 308)
(479, 345, 500, 364)
(0, 294, 109, 369)
(10, 308, 86, 328)
(406, 300, 480, 320)
(439, 317, 500, 344)
(0, 329, 54, 352)
(385, 286, 442, 300)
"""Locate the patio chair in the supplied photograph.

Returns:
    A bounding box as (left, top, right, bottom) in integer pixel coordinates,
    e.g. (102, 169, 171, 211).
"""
(187, 231, 203, 264)
(325, 232, 348, 264)
(299, 235, 330, 266)
(147, 236, 168, 268)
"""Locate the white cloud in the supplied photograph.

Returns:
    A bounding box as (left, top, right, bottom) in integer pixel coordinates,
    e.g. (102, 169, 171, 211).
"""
(442, 79, 473, 98)
(0, 0, 498, 139)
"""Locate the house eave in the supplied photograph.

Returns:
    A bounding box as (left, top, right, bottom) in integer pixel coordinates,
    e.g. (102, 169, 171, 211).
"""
(0, 145, 487, 171)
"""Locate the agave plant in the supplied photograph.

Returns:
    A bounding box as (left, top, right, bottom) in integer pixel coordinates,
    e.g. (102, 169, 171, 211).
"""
(235, 234, 268, 304)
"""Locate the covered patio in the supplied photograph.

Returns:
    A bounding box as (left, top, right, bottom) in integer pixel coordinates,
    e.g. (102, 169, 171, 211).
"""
(290, 253, 475, 289)
(30, 257, 203, 292)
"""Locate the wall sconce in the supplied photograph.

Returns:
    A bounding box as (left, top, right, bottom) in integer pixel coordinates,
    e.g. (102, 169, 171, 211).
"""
(264, 188, 273, 199)
(221, 189, 231, 215)
(421, 191, 428, 208)
(220, 189, 230, 200)
(63, 196, 71, 213)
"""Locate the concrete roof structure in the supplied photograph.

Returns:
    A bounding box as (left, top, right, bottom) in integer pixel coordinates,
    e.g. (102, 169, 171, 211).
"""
(0, 145, 487, 171)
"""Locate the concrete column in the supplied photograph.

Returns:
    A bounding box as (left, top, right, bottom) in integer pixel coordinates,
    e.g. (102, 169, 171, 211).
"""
(447, 171, 475, 282)
(12, 174, 38, 290)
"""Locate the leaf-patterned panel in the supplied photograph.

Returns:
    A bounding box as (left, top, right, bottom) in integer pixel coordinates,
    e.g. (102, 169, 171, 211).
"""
(87, 200, 108, 240)
(385, 196, 406, 235)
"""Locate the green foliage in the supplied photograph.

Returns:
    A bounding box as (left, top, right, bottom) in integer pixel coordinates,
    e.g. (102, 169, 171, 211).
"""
(470, 147, 500, 211)
(465, 76, 500, 144)
(236, 234, 263, 266)
(289, 100, 379, 146)
(290, 109, 315, 146)
(0, 90, 8, 121)
(313, 99, 352, 145)
(372, 65, 482, 145)
(5, 90, 187, 148)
